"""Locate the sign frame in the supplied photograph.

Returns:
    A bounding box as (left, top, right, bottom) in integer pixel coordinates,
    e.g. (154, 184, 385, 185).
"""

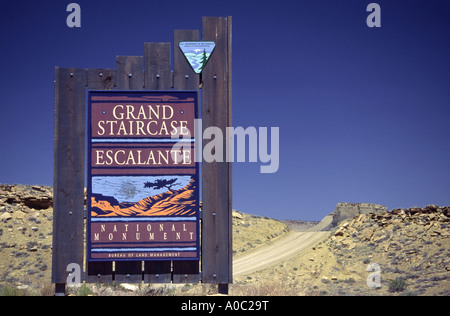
(87, 90, 200, 262)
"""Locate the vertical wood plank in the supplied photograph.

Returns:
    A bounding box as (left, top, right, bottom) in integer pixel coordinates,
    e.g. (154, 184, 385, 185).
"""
(172, 29, 201, 284)
(87, 68, 116, 91)
(201, 17, 233, 285)
(144, 42, 172, 90)
(86, 68, 116, 284)
(116, 56, 144, 90)
(143, 43, 173, 283)
(143, 261, 171, 284)
(114, 56, 145, 284)
(86, 259, 113, 284)
(52, 67, 87, 286)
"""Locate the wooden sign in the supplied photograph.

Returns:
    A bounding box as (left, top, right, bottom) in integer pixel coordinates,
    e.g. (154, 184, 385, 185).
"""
(87, 91, 200, 261)
(53, 17, 231, 295)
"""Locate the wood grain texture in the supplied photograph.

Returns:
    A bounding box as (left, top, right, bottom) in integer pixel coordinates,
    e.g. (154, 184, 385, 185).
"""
(52, 67, 87, 284)
(144, 43, 172, 90)
(201, 17, 233, 284)
(87, 69, 116, 90)
(116, 56, 144, 90)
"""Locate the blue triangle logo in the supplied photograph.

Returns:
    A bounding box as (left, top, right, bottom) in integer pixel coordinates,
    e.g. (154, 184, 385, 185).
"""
(179, 41, 216, 74)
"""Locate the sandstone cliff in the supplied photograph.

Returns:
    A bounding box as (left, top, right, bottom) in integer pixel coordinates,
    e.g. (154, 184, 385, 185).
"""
(331, 202, 388, 227)
(0, 184, 53, 211)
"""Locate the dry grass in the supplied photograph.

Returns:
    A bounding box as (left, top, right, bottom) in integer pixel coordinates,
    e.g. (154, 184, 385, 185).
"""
(231, 279, 301, 296)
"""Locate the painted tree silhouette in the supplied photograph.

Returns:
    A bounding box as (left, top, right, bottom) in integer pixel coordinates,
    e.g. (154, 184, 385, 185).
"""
(199, 49, 208, 72)
(144, 178, 180, 192)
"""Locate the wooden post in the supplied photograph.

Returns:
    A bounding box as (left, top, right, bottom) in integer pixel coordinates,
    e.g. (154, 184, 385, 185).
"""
(52, 67, 87, 294)
(201, 17, 233, 288)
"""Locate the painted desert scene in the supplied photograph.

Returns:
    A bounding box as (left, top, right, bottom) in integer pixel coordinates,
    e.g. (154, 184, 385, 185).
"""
(91, 177, 197, 218)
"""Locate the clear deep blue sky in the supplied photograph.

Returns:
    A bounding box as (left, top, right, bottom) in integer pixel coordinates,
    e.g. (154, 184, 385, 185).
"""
(1, 0, 449, 221)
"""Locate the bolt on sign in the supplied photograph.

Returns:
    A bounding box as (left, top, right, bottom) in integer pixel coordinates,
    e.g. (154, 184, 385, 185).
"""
(87, 91, 199, 261)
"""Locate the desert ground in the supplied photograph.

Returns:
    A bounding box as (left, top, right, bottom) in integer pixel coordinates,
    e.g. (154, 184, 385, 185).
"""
(0, 184, 449, 296)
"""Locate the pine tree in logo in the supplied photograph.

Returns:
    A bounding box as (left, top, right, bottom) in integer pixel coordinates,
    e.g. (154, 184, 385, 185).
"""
(199, 49, 208, 72)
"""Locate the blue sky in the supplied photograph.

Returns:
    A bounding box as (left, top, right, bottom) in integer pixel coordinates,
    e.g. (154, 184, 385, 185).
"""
(1, 0, 449, 221)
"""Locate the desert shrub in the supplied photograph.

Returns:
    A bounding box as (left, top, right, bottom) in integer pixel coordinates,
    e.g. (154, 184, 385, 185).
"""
(76, 284, 94, 296)
(389, 278, 407, 293)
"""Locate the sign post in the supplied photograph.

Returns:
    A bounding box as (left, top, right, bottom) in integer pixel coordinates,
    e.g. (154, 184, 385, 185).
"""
(52, 17, 232, 295)
(201, 16, 233, 294)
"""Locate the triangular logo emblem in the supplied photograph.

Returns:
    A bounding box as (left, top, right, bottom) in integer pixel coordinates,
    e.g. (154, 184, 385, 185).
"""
(179, 41, 216, 74)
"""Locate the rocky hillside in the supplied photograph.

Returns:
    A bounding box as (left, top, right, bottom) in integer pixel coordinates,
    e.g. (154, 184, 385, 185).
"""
(0, 185, 54, 292)
(232, 211, 289, 256)
(316, 205, 449, 295)
(232, 205, 449, 296)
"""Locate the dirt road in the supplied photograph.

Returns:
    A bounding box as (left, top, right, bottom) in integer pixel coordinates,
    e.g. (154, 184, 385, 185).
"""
(233, 231, 329, 277)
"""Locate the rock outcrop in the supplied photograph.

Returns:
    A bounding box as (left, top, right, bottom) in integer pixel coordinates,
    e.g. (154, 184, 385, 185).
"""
(325, 204, 450, 295)
(0, 184, 54, 288)
(0, 184, 53, 211)
(332, 205, 450, 240)
(331, 202, 387, 227)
